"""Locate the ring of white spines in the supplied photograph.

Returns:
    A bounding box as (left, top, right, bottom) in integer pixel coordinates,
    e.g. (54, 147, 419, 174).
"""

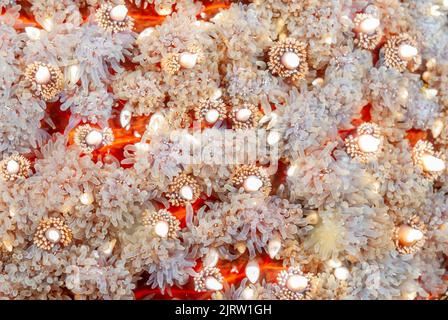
(74, 124, 114, 153)
(161, 45, 203, 75)
(383, 33, 421, 72)
(24, 62, 64, 101)
(166, 173, 201, 206)
(229, 103, 261, 130)
(230, 164, 272, 195)
(0, 154, 31, 181)
(412, 140, 446, 180)
(344, 122, 382, 162)
(394, 215, 426, 255)
(267, 38, 308, 82)
(194, 97, 227, 125)
(33, 217, 73, 251)
(275, 267, 312, 300)
(354, 13, 382, 50)
(142, 209, 180, 239)
(95, 3, 134, 33)
(194, 266, 224, 292)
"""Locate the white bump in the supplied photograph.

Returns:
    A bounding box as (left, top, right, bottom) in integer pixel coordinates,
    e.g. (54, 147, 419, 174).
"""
(334, 267, 349, 280)
(205, 276, 223, 291)
(357, 134, 381, 153)
(421, 154, 445, 172)
(398, 87, 409, 101)
(154, 220, 169, 238)
(67, 64, 81, 85)
(426, 58, 436, 69)
(236, 108, 252, 122)
(243, 175, 263, 192)
(287, 165, 297, 177)
(205, 109, 220, 124)
(45, 228, 61, 243)
(240, 287, 256, 300)
(35, 66, 51, 85)
(135, 142, 150, 153)
(358, 17, 380, 34)
(323, 35, 333, 45)
(398, 44, 418, 60)
(431, 119, 443, 139)
(305, 212, 319, 225)
(267, 131, 281, 145)
(79, 192, 94, 205)
(235, 242, 246, 254)
(312, 78, 324, 87)
(422, 71, 432, 82)
(179, 52, 198, 69)
(401, 279, 417, 292)
(138, 27, 154, 40)
(400, 280, 417, 299)
(101, 239, 117, 256)
(430, 5, 442, 16)
(328, 258, 342, 268)
(180, 185, 194, 201)
(286, 275, 308, 292)
(120, 109, 132, 130)
(147, 113, 166, 134)
(408, 229, 424, 242)
(398, 225, 424, 246)
(402, 291, 417, 300)
(423, 88, 438, 100)
(211, 88, 222, 101)
(2, 240, 13, 252)
(85, 130, 103, 146)
(245, 260, 260, 284)
(211, 12, 223, 22)
(41, 17, 53, 32)
(25, 27, 41, 40)
(6, 160, 20, 174)
(267, 236, 281, 259)
(204, 248, 219, 267)
(280, 52, 300, 70)
(373, 181, 380, 192)
(155, 5, 173, 16)
(109, 5, 128, 22)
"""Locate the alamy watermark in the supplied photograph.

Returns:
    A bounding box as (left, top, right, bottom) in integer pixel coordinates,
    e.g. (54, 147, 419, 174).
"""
(151, 120, 281, 173)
